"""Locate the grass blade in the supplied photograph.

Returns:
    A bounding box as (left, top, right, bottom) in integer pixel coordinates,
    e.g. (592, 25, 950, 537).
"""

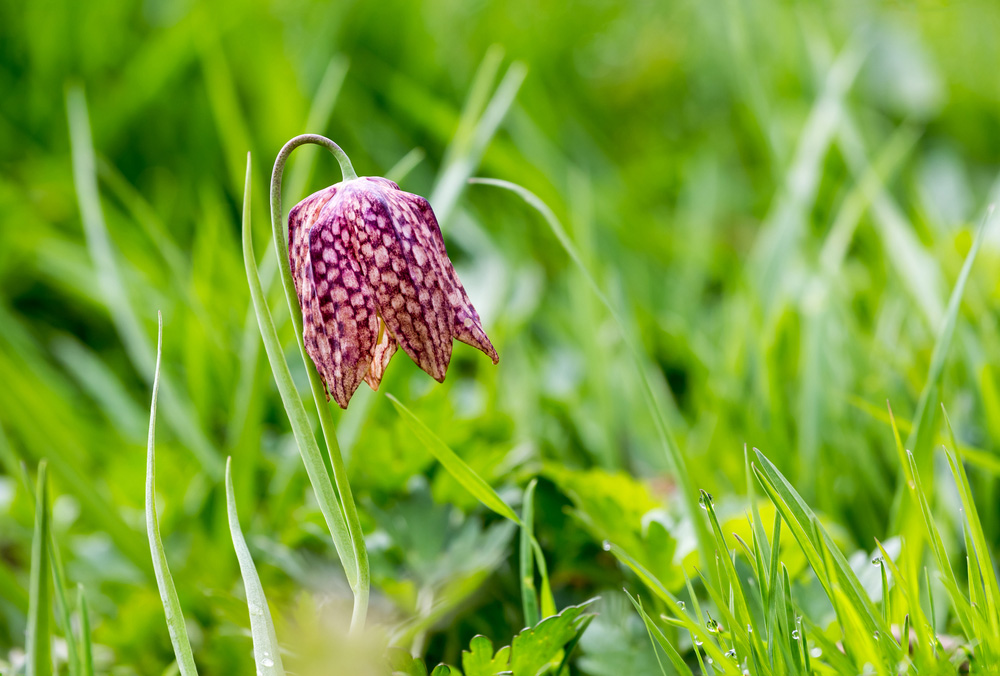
(66, 84, 222, 478)
(225, 457, 286, 676)
(78, 584, 94, 676)
(624, 591, 693, 676)
(469, 177, 714, 573)
(145, 313, 199, 676)
(387, 394, 520, 524)
(26, 461, 52, 676)
(520, 479, 540, 627)
(241, 153, 357, 587)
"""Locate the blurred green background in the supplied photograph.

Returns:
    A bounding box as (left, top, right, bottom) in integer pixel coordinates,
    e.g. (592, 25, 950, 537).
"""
(2, 0, 1000, 673)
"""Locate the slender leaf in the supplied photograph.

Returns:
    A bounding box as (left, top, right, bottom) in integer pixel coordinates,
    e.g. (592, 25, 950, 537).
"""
(225, 457, 286, 676)
(145, 313, 199, 676)
(26, 461, 52, 676)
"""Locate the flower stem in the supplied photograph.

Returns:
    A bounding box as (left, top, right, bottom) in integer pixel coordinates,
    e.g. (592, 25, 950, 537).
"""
(269, 135, 368, 631)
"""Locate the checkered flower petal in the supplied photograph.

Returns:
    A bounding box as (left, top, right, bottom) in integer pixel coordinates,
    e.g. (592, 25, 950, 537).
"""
(288, 176, 497, 408)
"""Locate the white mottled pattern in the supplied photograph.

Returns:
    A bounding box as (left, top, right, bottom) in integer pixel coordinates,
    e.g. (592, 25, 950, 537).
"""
(287, 176, 498, 408)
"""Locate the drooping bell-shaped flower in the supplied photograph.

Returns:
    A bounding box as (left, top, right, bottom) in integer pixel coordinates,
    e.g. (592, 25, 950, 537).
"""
(288, 176, 498, 408)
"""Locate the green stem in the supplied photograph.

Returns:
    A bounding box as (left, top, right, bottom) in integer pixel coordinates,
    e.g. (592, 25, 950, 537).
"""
(268, 136, 368, 631)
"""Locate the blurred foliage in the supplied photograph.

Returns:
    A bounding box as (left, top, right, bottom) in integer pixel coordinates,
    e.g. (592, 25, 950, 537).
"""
(2, 0, 1000, 673)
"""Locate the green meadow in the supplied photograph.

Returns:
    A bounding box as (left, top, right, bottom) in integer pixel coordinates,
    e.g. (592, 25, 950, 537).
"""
(2, 1, 1000, 674)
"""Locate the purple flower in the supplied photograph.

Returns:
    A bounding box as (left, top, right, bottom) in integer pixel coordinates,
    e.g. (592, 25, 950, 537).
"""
(288, 176, 498, 408)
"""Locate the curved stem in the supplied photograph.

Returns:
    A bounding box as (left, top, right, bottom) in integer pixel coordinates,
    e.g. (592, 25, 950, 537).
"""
(269, 135, 369, 631)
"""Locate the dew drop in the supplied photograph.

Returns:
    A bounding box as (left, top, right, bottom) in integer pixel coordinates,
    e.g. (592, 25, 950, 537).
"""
(873, 631, 880, 641)
(725, 648, 737, 659)
(699, 492, 714, 510)
(791, 629, 800, 640)
(261, 657, 275, 668)
(676, 600, 685, 610)
(602, 540, 611, 551)
(871, 556, 883, 566)
(747, 624, 753, 633)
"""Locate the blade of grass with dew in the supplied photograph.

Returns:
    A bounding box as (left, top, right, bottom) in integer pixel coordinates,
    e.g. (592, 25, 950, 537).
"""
(78, 585, 94, 676)
(942, 407, 1000, 656)
(468, 178, 714, 576)
(240, 154, 361, 615)
(225, 457, 286, 676)
(603, 542, 734, 671)
(26, 460, 51, 676)
(624, 591, 693, 676)
(890, 205, 993, 590)
(145, 313, 199, 676)
(66, 84, 222, 479)
(901, 449, 976, 638)
(752, 448, 901, 661)
(387, 394, 520, 524)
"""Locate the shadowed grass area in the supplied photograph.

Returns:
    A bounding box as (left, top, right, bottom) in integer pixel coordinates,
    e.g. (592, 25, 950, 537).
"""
(2, 0, 1000, 673)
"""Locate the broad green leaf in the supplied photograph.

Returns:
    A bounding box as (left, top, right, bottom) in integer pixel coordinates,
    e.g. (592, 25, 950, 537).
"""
(389, 648, 428, 676)
(462, 635, 511, 676)
(509, 600, 596, 676)
(225, 458, 286, 676)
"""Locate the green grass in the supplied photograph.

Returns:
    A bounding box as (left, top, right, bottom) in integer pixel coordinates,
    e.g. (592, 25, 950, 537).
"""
(3, 0, 1000, 673)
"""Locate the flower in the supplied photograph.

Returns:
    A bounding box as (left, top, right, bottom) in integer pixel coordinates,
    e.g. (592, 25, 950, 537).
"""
(288, 176, 498, 408)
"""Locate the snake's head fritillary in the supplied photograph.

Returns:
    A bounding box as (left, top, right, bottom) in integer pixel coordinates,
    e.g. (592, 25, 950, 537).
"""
(288, 176, 498, 408)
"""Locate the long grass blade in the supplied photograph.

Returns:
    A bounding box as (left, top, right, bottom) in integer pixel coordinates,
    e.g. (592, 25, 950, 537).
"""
(468, 178, 714, 574)
(225, 457, 286, 676)
(26, 461, 52, 676)
(78, 584, 95, 676)
(520, 478, 540, 627)
(240, 154, 360, 610)
(145, 313, 199, 676)
(66, 84, 222, 478)
(387, 394, 520, 524)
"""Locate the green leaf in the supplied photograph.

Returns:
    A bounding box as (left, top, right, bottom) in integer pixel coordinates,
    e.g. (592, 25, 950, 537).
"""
(752, 448, 903, 664)
(520, 479, 540, 628)
(389, 648, 428, 676)
(469, 177, 713, 574)
(145, 313, 199, 676)
(624, 591, 693, 676)
(78, 584, 94, 676)
(509, 599, 597, 676)
(66, 85, 222, 478)
(27, 461, 52, 676)
(462, 635, 511, 676)
(942, 407, 1000, 657)
(225, 457, 286, 676)
(387, 394, 521, 525)
(241, 153, 360, 603)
